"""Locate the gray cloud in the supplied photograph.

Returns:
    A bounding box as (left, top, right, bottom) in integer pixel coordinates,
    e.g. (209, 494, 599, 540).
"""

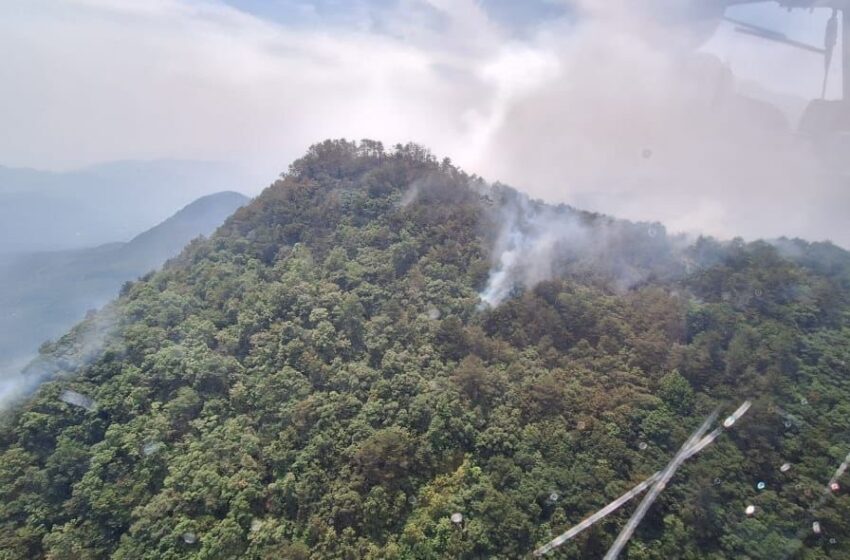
(0, 0, 846, 246)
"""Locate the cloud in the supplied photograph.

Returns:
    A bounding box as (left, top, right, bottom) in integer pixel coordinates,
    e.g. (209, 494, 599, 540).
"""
(0, 0, 846, 247)
(473, 4, 849, 248)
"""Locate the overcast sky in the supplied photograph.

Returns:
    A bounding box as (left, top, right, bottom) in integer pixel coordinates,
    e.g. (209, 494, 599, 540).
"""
(1, 0, 847, 246)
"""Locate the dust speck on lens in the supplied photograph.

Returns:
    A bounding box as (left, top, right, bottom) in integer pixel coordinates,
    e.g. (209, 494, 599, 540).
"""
(59, 389, 96, 411)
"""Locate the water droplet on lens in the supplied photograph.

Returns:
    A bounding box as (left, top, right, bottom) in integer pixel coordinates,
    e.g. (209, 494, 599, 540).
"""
(142, 441, 164, 456)
(59, 389, 97, 411)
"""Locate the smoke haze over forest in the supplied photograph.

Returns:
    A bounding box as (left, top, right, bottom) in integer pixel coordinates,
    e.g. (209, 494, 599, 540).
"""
(3, 4, 850, 558)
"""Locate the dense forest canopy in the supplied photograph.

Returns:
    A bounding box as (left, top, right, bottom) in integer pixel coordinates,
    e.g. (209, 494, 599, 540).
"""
(1, 139, 849, 559)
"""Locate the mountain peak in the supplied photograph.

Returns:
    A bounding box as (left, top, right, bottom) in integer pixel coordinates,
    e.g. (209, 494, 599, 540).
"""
(1, 140, 848, 559)
(125, 191, 249, 255)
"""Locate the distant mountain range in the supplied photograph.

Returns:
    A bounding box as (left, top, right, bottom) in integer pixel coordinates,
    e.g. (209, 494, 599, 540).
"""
(0, 160, 258, 254)
(0, 191, 250, 376)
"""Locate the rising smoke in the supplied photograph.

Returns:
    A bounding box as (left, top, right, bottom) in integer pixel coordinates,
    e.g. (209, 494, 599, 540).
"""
(479, 190, 587, 307)
(478, 181, 689, 307)
(0, 306, 118, 411)
(475, 0, 848, 305)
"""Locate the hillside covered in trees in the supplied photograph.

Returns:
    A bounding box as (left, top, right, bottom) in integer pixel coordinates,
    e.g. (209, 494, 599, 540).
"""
(0, 191, 249, 380)
(1, 140, 849, 559)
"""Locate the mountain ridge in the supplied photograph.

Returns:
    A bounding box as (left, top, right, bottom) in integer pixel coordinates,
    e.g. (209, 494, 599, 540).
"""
(0, 140, 848, 559)
(0, 160, 256, 254)
(0, 191, 250, 382)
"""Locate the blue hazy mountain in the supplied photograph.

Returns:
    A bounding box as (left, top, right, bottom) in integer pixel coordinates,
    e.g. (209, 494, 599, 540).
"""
(0, 160, 256, 254)
(0, 191, 250, 377)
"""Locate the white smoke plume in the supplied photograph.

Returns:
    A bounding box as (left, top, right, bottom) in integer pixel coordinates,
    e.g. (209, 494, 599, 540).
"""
(479, 185, 683, 307)
(480, 192, 586, 307)
(0, 306, 118, 412)
(471, 0, 848, 305)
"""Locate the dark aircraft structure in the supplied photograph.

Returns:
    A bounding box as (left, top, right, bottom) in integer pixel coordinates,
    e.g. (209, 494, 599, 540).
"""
(671, 0, 847, 101)
(663, 0, 850, 172)
(724, 2, 849, 155)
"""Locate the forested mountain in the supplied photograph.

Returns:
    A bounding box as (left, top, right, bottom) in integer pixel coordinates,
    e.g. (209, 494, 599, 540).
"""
(0, 191, 249, 382)
(0, 161, 253, 254)
(1, 140, 849, 559)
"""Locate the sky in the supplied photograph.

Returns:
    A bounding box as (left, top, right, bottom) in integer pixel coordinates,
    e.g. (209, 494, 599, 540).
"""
(1, 0, 848, 246)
